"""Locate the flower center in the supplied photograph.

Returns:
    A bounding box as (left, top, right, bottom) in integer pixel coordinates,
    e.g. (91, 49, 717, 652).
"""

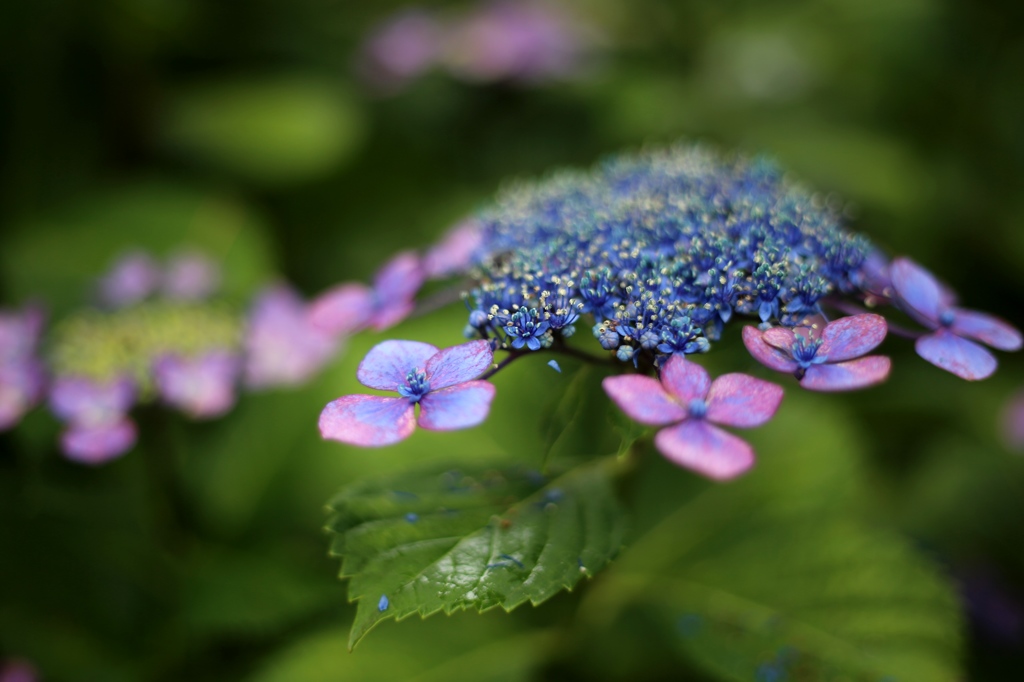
(397, 368, 430, 403)
(791, 335, 822, 368)
(939, 310, 955, 327)
(688, 398, 708, 419)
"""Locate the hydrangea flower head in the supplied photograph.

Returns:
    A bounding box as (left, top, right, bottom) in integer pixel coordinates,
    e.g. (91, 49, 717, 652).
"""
(742, 314, 891, 391)
(319, 339, 495, 446)
(0, 305, 46, 432)
(603, 355, 783, 480)
(890, 258, 1022, 380)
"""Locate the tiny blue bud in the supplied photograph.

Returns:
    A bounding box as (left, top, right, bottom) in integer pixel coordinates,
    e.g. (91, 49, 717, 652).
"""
(405, 512, 419, 523)
(547, 359, 561, 373)
(469, 310, 489, 328)
(378, 595, 389, 612)
(616, 346, 635, 362)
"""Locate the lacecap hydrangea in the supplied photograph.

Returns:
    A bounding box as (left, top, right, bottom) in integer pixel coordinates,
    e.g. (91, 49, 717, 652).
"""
(318, 143, 1021, 479)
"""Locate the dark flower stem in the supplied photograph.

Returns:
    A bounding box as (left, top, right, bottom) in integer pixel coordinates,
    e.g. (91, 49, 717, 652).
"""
(409, 280, 472, 319)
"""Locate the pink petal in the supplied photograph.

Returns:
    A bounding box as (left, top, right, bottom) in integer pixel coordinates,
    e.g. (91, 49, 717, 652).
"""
(762, 326, 796, 351)
(423, 219, 483, 278)
(660, 354, 710, 404)
(356, 340, 439, 391)
(373, 251, 425, 305)
(817, 314, 888, 363)
(800, 356, 891, 392)
(742, 326, 799, 373)
(916, 330, 997, 381)
(602, 375, 686, 426)
(417, 381, 495, 431)
(654, 420, 755, 481)
(705, 373, 784, 428)
(319, 395, 416, 447)
(890, 258, 946, 327)
(424, 340, 494, 389)
(369, 300, 416, 332)
(951, 309, 1023, 352)
(308, 283, 375, 336)
(61, 419, 137, 464)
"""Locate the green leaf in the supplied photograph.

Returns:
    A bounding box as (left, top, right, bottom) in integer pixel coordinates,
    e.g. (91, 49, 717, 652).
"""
(248, 617, 550, 682)
(537, 365, 622, 464)
(326, 459, 627, 649)
(580, 394, 964, 682)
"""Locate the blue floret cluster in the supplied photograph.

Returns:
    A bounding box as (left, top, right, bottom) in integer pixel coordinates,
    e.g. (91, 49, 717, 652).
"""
(461, 143, 874, 362)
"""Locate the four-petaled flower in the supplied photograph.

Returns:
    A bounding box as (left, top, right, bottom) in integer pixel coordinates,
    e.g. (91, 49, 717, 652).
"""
(742, 314, 891, 391)
(308, 251, 425, 336)
(890, 258, 1022, 380)
(154, 351, 240, 419)
(603, 354, 783, 480)
(319, 339, 495, 446)
(49, 376, 137, 464)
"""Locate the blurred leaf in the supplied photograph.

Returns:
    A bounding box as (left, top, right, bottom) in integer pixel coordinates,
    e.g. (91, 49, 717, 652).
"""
(582, 394, 963, 682)
(248, 616, 550, 682)
(538, 364, 622, 465)
(326, 459, 627, 648)
(1, 182, 275, 314)
(161, 75, 365, 186)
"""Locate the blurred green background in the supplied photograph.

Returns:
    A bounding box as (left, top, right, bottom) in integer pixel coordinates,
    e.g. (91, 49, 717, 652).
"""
(2, 0, 1023, 680)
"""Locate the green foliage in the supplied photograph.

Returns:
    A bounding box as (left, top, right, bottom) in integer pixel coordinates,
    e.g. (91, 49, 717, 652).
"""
(248, 614, 550, 682)
(326, 459, 627, 648)
(161, 76, 365, 186)
(580, 393, 964, 682)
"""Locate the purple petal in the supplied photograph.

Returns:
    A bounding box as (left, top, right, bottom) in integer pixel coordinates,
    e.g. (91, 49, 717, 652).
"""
(654, 420, 755, 481)
(308, 283, 375, 336)
(418, 381, 496, 431)
(318, 394, 416, 447)
(0, 305, 45, 364)
(857, 250, 892, 297)
(916, 330, 997, 380)
(660, 354, 710, 404)
(368, 300, 416, 332)
(424, 340, 494, 389)
(890, 258, 947, 327)
(0, 362, 45, 431)
(762, 326, 797, 352)
(357, 340, 439, 391)
(951, 309, 1023, 352)
(98, 251, 160, 308)
(162, 251, 221, 300)
(742, 326, 799, 373)
(154, 352, 240, 419)
(817, 314, 888, 363)
(602, 374, 686, 426)
(705, 373, 784, 428)
(50, 376, 135, 425)
(373, 252, 424, 306)
(423, 220, 483, 278)
(800, 356, 892, 392)
(244, 286, 340, 389)
(359, 9, 444, 90)
(61, 419, 137, 464)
